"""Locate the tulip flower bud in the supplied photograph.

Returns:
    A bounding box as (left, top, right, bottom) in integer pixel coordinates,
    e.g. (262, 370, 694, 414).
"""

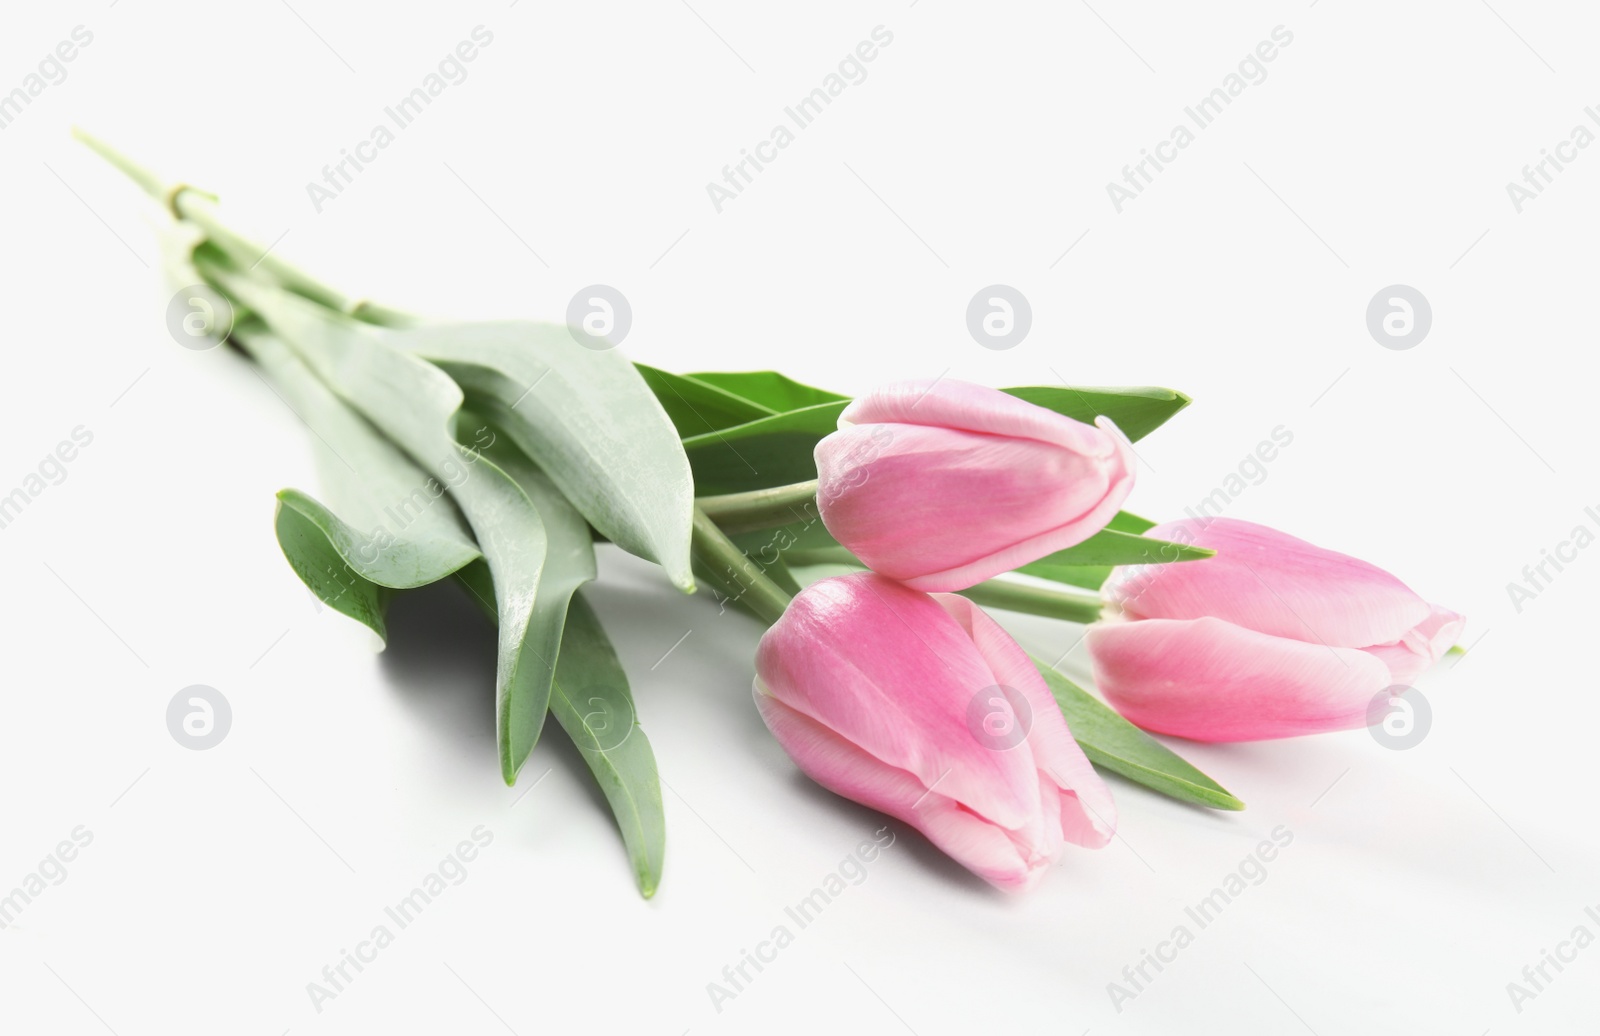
(1087, 518, 1464, 742)
(813, 379, 1136, 592)
(754, 571, 1115, 891)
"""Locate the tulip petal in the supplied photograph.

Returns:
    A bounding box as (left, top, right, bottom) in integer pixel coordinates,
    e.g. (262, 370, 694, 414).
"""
(840, 378, 1115, 458)
(899, 417, 1135, 592)
(755, 573, 1045, 830)
(816, 423, 1131, 592)
(933, 593, 1116, 848)
(1362, 605, 1466, 687)
(753, 687, 1053, 891)
(1087, 616, 1392, 742)
(1104, 518, 1432, 649)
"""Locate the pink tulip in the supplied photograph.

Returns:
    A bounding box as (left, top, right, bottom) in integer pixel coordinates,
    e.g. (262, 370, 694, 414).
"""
(813, 379, 1135, 592)
(754, 571, 1115, 892)
(1087, 518, 1464, 742)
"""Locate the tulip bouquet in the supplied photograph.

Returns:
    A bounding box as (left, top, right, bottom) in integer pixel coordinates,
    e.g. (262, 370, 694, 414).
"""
(82, 132, 1462, 896)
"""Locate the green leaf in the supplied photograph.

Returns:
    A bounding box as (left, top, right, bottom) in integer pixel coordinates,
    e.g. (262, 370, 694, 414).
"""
(1002, 386, 1191, 443)
(684, 370, 848, 413)
(1108, 510, 1157, 534)
(274, 494, 392, 638)
(204, 263, 558, 786)
(681, 385, 1190, 495)
(390, 329, 695, 593)
(1016, 528, 1213, 586)
(549, 592, 666, 898)
(1015, 564, 1112, 593)
(997, 513, 1165, 592)
(380, 325, 696, 593)
(182, 242, 481, 639)
(232, 325, 483, 613)
(475, 420, 599, 727)
(452, 553, 665, 898)
(634, 364, 775, 437)
(1031, 656, 1244, 811)
(681, 400, 846, 495)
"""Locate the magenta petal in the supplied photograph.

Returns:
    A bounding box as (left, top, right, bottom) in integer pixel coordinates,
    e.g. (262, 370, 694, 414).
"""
(1087, 616, 1393, 742)
(1104, 518, 1432, 649)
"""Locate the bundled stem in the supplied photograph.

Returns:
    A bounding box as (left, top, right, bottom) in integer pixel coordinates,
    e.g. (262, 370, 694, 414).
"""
(696, 480, 820, 534)
(690, 508, 793, 626)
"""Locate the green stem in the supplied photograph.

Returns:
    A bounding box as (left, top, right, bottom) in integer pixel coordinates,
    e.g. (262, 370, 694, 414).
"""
(695, 480, 820, 534)
(74, 128, 409, 323)
(956, 580, 1103, 624)
(784, 547, 1103, 624)
(690, 507, 793, 626)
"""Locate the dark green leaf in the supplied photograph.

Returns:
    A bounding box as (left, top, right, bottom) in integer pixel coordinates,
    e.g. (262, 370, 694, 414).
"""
(635, 364, 775, 437)
(1016, 529, 1213, 586)
(1002, 385, 1191, 442)
(685, 370, 848, 412)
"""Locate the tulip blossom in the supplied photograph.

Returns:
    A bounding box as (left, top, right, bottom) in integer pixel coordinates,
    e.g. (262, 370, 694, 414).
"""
(813, 379, 1135, 592)
(753, 571, 1115, 891)
(1087, 518, 1464, 742)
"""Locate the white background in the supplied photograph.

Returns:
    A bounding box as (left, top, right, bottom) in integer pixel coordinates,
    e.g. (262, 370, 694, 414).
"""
(1, 1, 1596, 1033)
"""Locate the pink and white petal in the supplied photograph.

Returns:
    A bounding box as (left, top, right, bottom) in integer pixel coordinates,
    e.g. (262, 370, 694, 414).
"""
(1086, 616, 1393, 742)
(818, 424, 1122, 590)
(756, 573, 1044, 830)
(932, 593, 1117, 848)
(839, 379, 1116, 458)
(754, 687, 1045, 891)
(1362, 605, 1467, 687)
(901, 422, 1134, 592)
(1104, 518, 1431, 649)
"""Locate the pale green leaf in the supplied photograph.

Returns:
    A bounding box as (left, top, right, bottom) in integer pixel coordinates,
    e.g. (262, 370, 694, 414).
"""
(387, 324, 696, 592)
